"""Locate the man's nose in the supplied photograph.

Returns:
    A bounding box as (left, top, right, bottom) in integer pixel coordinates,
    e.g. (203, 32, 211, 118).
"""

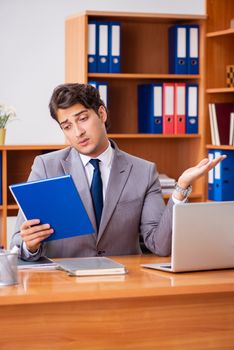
(74, 123, 85, 137)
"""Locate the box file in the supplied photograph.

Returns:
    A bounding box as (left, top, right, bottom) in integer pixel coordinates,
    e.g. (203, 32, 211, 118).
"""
(88, 21, 98, 73)
(97, 22, 109, 73)
(138, 84, 163, 134)
(169, 25, 187, 74)
(187, 25, 199, 74)
(108, 22, 121, 73)
(174, 83, 186, 134)
(89, 81, 108, 108)
(186, 83, 198, 134)
(163, 83, 175, 134)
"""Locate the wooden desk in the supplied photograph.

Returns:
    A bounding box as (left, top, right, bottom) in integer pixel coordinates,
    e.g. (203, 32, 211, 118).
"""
(1, 255, 234, 350)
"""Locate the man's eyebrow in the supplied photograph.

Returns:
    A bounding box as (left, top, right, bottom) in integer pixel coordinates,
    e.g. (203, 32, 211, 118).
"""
(59, 109, 88, 126)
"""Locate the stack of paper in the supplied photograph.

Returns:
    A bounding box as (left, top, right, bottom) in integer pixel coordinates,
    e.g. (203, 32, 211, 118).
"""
(159, 174, 176, 195)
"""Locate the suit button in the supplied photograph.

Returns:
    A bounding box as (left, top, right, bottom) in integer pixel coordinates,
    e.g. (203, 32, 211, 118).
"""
(97, 250, 105, 255)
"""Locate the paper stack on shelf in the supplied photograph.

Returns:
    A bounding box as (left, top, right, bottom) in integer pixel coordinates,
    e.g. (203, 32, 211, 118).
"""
(159, 174, 176, 195)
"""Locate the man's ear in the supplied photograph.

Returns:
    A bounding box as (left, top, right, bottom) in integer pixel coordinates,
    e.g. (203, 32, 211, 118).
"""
(98, 106, 107, 123)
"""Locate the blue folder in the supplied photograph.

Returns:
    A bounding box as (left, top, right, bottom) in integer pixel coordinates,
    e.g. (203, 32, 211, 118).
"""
(88, 21, 98, 73)
(186, 83, 198, 134)
(213, 150, 234, 201)
(208, 150, 215, 200)
(89, 81, 108, 108)
(169, 25, 187, 74)
(9, 175, 94, 241)
(108, 22, 121, 73)
(97, 22, 109, 73)
(138, 84, 163, 134)
(187, 25, 199, 75)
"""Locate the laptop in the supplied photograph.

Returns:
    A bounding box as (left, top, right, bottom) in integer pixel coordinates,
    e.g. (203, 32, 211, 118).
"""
(142, 201, 234, 273)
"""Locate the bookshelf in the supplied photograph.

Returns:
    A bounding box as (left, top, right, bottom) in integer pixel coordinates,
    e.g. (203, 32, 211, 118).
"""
(65, 11, 206, 203)
(205, 0, 234, 198)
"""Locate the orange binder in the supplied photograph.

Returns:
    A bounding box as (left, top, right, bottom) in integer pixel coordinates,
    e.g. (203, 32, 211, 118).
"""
(174, 83, 186, 134)
(163, 83, 175, 134)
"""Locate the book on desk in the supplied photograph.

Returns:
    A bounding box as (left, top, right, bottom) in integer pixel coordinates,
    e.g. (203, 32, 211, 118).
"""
(56, 257, 127, 276)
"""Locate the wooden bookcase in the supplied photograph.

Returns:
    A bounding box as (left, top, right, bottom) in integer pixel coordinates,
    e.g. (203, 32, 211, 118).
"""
(205, 0, 234, 198)
(65, 11, 207, 199)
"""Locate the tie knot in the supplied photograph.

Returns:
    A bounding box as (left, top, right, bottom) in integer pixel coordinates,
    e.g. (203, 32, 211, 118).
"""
(90, 158, 100, 170)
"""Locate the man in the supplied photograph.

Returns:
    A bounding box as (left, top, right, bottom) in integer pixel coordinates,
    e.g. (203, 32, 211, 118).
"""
(11, 83, 225, 260)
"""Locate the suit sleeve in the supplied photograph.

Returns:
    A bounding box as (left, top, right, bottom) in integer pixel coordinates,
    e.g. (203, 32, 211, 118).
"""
(140, 163, 174, 256)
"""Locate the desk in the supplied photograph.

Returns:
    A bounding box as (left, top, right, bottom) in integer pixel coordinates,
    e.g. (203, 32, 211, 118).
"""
(1, 255, 234, 350)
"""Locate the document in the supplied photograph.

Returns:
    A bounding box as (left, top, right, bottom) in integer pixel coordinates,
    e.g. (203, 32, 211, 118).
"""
(9, 175, 94, 242)
(56, 257, 127, 276)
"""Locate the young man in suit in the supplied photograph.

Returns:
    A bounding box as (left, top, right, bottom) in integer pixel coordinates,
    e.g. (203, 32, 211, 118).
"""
(11, 83, 225, 260)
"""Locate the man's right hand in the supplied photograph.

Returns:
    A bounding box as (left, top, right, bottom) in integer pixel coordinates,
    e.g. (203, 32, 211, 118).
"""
(20, 219, 54, 253)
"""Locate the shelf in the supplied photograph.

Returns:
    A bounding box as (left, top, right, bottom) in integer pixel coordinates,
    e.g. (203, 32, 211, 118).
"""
(7, 205, 18, 210)
(206, 145, 234, 150)
(0, 144, 66, 151)
(206, 87, 234, 94)
(108, 133, 201, 139)
(206, 28, 234, 38)
(88, 73, 200, 80)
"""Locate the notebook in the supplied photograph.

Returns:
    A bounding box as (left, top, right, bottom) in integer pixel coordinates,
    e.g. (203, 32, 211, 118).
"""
(17, 256, 58, 269)
(9, 175, 94, 242)
(142, 201, 234, 273)
(56, 257, 127, 276)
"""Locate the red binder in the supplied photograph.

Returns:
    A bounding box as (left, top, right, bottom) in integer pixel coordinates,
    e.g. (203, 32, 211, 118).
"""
(174, 83, 186, 134)
(163, 83, 175, 134)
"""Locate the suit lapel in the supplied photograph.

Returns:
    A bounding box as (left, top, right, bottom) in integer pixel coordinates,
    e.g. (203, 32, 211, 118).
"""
(97, 148, 132, 243)
(60, 148, 97, 235)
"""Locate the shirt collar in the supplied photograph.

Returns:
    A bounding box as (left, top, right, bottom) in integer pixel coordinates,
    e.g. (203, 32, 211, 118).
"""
(79, 141, 113, 168)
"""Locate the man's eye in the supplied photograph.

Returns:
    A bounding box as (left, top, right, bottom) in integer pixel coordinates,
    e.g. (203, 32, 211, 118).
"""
(63, 124, 71, 130)
(80, 115, 88, 122)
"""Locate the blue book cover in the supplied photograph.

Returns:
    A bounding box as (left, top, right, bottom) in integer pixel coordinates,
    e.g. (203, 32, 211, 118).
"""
(9, 175, 94, 241)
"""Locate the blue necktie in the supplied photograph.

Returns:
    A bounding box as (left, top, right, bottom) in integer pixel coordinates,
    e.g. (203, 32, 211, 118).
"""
(90, 159, 103, 230)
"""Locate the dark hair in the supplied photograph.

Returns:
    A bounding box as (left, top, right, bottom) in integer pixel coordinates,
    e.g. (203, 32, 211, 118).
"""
(49, 83, 110, 130)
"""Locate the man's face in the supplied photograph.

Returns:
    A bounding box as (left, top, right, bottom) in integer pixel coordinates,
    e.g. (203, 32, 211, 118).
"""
(57, 103, 109, 158)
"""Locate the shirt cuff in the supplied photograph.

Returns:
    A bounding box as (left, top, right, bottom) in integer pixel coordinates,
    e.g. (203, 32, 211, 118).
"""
(22, 242, 39, 257)
(171, 194, 187, 204)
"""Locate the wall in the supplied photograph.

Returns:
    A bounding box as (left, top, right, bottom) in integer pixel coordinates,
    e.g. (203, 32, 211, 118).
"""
(0, 0, 205, 144)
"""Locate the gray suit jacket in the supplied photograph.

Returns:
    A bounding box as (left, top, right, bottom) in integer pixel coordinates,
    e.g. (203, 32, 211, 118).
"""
(11, 141, 174, 259)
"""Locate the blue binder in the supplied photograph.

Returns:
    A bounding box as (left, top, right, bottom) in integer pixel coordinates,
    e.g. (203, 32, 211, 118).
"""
(108, 22, 121, 73)
(88, 81, 108, 108)
(186, 83, 198, 134)
(97, 22, 109, 73)
(208, 150, 215, 200)
(169, 25, 187, 74)
(213, 150, 234, 201)
(88, 21, 98, 73)
(138, 84, 163, 134)
(9, 175, 94, 241)
(187, 25, 199, 75)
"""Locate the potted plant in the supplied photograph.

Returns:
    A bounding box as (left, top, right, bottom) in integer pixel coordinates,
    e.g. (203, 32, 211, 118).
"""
(0, 103, 16, 144)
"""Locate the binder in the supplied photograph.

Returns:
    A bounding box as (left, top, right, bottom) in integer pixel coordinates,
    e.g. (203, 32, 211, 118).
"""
(108, 22, 121, 73)
(174, 83, 186, 134)
(187, 25, 199, 74)
(163, 83, 175, 134)
(138, 84, 163, 134)
(213, 150, 234, 201)
(97, 22, 109, 73)
(186, 83, 198, 134)
(169, 25, 187, 74)
(9, 175, 94, 242)
(208, 150, 215, 200)
(88, 21, 98, 73)
(89, 81, 108, 107)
